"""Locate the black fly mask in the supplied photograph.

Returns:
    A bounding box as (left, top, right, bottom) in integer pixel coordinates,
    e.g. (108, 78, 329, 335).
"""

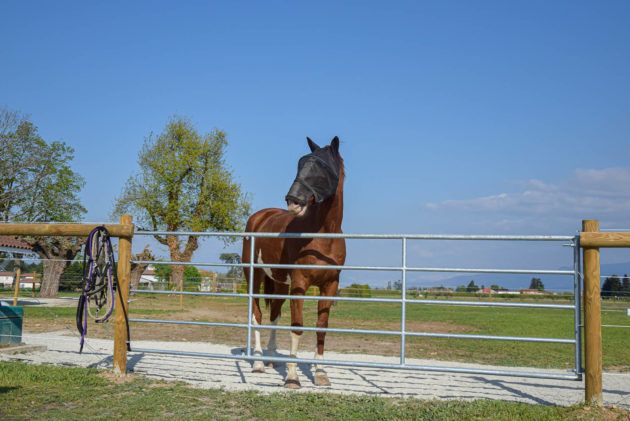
(286, 140, 340, 206)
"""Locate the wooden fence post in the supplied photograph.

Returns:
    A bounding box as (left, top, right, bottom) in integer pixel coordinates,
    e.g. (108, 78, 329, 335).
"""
(12, 266, 22, 306)
(582, 219, 603, 405)
(114, 214, 133, 376)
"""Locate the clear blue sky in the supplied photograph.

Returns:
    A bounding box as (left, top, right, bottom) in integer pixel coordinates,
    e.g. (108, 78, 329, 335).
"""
(2, 1, 629, 285)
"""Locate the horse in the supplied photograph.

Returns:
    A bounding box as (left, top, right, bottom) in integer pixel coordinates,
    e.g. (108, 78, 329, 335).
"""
(242, 136, 345, 389)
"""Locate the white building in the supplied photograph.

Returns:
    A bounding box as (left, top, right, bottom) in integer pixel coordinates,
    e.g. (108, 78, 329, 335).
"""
(0, 272, 40, 289)
(139, 265, 160, 289)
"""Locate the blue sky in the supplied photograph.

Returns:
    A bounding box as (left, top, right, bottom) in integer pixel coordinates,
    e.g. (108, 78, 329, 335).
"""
(2, 1, 629, 286)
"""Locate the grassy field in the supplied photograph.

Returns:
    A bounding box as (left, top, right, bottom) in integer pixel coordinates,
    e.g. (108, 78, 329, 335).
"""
(11, 292, 630, 371)
(1, 361, 628, 420)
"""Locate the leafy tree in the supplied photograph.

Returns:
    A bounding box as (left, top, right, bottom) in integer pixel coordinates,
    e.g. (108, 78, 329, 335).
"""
(490, 284, 506, 291)
(622, 274, 630, 293)
(392, 280, 403, 291)
(113, 117, 250, 290)
(602, 275, 622, 297)
(529, 278, 545, 291)
(455, 285, 468, 293)
(466, 280, 479, 292)
(184, 265, 201, 286)
(220, 252, 243, 280)
(59, 261, 83, 291)
(0, 107, 86, 297)
(154, 264, 172, 284)
(2, 258, 42, 274)
(153, 262, 201, 288)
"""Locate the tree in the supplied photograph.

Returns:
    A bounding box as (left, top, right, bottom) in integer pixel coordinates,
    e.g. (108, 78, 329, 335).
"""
(529, 277, 545, 291)
(59, 260, 83, 291)
(184, 265, 201, 287)
(622, 274, 630, 293)
(154, 264, 172, 284)
(152, 262, 201, 289)
(466, 280, 479, 292)
(130, 246, 155, 291)
(602, 275, 622, 297)
(220, 252, 243, 281)
(0, 107, 86, 297)
(113, 117, 250, 290)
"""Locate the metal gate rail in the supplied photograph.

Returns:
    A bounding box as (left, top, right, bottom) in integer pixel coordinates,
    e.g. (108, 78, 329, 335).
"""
(130, 230, 582, 381)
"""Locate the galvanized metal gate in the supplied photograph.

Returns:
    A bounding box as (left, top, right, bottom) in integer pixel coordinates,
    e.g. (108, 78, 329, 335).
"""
(129, 231, 583, 381)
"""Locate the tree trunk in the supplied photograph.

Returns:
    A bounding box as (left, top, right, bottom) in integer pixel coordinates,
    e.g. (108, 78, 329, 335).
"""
(167, 235, 197, 292)
(130, 263, 147, 291)
(27, 237, 82, 298)
(171, 265, 185, 291)
(130, 246, 154, 291)
(39, 259, 68, 298)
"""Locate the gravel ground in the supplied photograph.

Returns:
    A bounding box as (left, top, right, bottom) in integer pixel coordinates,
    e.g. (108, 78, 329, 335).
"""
(2, 331, 629, 409)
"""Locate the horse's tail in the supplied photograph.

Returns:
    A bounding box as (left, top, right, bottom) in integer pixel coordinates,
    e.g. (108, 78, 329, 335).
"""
(263, 276, 274, 309)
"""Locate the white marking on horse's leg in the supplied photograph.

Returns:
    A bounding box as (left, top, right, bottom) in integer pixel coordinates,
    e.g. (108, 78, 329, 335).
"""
(257, 250, 275, 280)
(285, 273, 292, 285)
(251, 316, 265, 373)
(313, 351, 324, 372)
(286, 332, 301, 381)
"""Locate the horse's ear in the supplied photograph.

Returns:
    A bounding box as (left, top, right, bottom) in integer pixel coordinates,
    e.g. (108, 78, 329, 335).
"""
(307, 137, 320, 152)
(330, 136, 340, 152)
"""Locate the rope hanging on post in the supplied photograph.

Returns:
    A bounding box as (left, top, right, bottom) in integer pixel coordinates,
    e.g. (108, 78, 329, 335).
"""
(76, 226, 118, 353)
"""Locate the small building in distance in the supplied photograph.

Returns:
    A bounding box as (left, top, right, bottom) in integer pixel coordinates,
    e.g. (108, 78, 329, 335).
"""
(519, 288, 545, 295)
(0, 272, 40, 289)
(139, 265, 160, 289)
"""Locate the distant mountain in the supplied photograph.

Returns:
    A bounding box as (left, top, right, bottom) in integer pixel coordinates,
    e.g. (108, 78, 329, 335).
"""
(406, 262, 630, 292)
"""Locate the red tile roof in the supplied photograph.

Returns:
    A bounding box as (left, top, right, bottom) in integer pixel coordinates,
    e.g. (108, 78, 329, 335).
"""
(0, 236, 33, 250)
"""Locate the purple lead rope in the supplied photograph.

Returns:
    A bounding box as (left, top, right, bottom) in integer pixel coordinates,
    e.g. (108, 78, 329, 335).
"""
(76, 226, 116, 353)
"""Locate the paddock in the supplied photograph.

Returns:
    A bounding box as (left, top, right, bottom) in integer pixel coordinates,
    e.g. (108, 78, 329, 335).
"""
(0, 217, 628, 406)
(3, 331, 630, 409)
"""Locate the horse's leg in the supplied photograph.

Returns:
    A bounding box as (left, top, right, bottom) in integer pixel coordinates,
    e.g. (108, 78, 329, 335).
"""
(313, 279, 338, 386)
(266, 282, 287, 368)
(250, 270, 266, 373)
(285, 278, 306, 389)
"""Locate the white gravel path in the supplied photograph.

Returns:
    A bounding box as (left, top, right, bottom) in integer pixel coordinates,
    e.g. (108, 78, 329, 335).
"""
(2, 331, 629, 409)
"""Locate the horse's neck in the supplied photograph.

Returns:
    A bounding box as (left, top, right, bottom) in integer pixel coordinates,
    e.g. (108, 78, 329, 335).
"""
(314, 172, 344, 233)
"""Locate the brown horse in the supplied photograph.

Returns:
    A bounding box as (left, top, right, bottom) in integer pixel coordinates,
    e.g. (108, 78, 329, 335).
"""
(242, 136, 345, 389)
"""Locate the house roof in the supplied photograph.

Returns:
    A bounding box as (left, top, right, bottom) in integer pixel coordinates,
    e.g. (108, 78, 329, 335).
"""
(0, 272, 38, 277)
(0, 236, 33, 250)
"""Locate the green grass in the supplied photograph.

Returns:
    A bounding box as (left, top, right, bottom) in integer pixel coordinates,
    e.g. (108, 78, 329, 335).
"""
(8, 293, 630, 371)
(170, 295, 629, 370)
(328, 301, 630, 369)
(0, 361, 627, 421)
(22, 307, 170, 318)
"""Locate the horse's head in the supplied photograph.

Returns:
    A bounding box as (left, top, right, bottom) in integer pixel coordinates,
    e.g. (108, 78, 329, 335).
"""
(285, 136, 342, 217)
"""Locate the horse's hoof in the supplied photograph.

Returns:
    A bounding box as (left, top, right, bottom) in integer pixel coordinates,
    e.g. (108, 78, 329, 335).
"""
(314, 371, 331, 387)
(284, 378, 301, 389)
(266, 361, 275, 369)
(252, 361, 266, 373)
